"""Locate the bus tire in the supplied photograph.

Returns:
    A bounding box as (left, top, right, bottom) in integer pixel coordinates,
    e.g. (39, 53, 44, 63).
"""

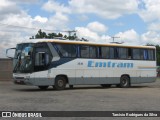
(38, 86, 49, 90)
(120, 75, 130, 88)
(101, 84, 111, 88)
(54, 76, 66, 90)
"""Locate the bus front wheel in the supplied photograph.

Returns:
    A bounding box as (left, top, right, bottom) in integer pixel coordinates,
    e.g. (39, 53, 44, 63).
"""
(54, 76, 66, 90)
(119, 75, 130, 88)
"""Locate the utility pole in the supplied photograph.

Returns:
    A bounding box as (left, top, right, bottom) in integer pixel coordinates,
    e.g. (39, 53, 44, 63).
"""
(64, 30, 77, 40)
(111, 36, 120, 43)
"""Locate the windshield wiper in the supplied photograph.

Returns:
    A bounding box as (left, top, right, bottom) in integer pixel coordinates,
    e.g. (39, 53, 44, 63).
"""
(13, 60, 20, 73)
(13, 53, 21, 73)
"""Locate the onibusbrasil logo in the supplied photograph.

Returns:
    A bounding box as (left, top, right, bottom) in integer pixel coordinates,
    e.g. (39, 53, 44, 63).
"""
(1, 112, 42, 118)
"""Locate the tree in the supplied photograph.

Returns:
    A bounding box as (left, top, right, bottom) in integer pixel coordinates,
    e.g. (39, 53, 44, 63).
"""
(146, 43, 160, 66)
(57, 33, 63, 37)
(29, 36, 34, 39)
(64, 35, 67, 38)
(155, 45, 160, 66)
(35, 29, 47, 39)
(31, 29, 78, 40)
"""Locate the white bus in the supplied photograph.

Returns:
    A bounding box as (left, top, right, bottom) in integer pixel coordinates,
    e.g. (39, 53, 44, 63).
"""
(6, 39, 157, 90)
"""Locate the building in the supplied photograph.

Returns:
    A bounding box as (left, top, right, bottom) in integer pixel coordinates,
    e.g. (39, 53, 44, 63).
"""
(0, 59, 12, 81)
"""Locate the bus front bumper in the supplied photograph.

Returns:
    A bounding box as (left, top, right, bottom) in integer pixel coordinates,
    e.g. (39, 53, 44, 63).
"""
(13, 73, 33, 85)
(14, 79, 26, 85)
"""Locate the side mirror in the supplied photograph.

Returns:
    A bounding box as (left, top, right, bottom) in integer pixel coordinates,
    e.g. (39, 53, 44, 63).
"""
(6, 48, 16, 59)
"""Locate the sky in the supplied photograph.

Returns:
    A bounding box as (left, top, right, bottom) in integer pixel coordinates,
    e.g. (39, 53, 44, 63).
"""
(1, 0, 160, 58)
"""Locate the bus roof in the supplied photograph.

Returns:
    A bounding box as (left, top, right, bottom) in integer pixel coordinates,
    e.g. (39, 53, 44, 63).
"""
(23, 39, 156, 49)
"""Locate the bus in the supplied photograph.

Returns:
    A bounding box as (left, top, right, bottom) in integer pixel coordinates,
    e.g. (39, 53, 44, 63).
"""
(6, 39, 157, 90)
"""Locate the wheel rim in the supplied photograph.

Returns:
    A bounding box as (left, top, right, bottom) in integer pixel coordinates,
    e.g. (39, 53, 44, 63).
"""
(58, 79, 64, 87)
(122, 77, 128, 86)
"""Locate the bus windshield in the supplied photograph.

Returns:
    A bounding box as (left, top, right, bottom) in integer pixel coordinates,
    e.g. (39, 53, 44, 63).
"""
(13, 43, 34, 73)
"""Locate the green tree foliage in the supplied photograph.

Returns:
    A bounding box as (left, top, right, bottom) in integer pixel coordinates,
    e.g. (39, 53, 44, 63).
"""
(147, 43, 160, 65)
(35, 29, 47, 39)
(30, 29, 76, 40)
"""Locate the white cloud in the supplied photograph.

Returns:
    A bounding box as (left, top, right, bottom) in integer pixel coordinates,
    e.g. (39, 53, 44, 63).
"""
(75, 21, 110, 43)
(0, 11, 70, 57)
(52, 12, 68, 22)
(76, 27, 100, 42)
(1, 12, 33, 28)
(42, 0, 71, 14)
(101, 35, 112, 43)
(75, 24, 142, 45)
(0, 0, 34, 57)
(138, 0, 160, 22)
(115, 29, 140, 45)
(77, 15, 89, 22)
(2, 0, 160, 57)
(69, 0, 138, 19)
(148, 22, 160, 32)
(0, 0, 71, 58)
(0, 31, 26, 58)
(34, 16, 48, 23)
(137, 0, 160, 45)
(141, 31, 160, 45)
(76, 26, 160, 46)
(0, 0, 14, 7)
(116, 29, 160, 45)
(87, 21, 108, 33)
(46, 12, 69, 30)
(12, 0, 38, 4)
(0, 0, 20, 20)
(75, 27, 160, 45)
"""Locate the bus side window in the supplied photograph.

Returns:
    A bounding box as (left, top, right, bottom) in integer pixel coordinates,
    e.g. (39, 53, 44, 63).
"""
(133, 49, 141, 60)
(80, 45, 90, 58)
(56, 44, 77, 58)
(110, 47, 114, 59)
(98, 47, 101, 58)
(114, 47, 119, 59)
(101, 46, 110, 59)
(119, 48, 127, 59)
(80, 45, 98, 58)
(35, 52, 49, 66)
(148, 49, 154, 60)
(89, 46, 97, 58)
(128, 48, 132, 59)
(143, 49, 148, 60)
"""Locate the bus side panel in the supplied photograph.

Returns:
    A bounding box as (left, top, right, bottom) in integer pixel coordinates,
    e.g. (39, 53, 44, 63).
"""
(130, 77, 156, 84)
(130, 61, 157, 84)
(83, 69, 99, 84)
(99, 68, 120, 84)
(33, 70, 54, 86)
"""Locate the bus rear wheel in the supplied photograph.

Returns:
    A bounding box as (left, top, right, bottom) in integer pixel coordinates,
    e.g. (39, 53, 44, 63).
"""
(119, 75, 130, 88)
(38, 86, 49, 90)
(101, 84, 111, 88)
(54, 76, 66, 90)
